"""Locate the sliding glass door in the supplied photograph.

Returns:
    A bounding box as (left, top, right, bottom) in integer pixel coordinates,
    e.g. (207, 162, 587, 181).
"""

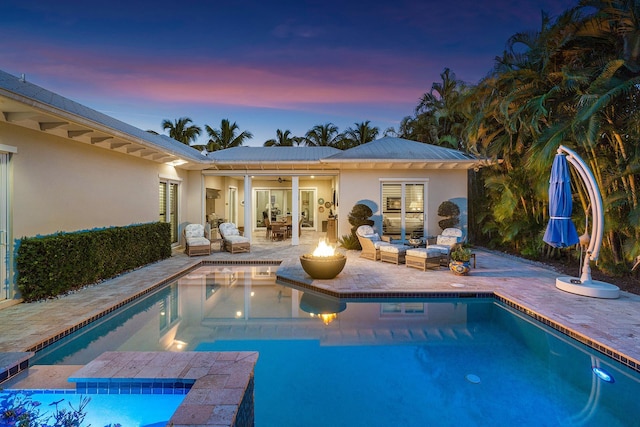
(381, 182, 426, 241)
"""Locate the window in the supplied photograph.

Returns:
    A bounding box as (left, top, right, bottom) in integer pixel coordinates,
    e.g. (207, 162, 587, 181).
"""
(381, 181, 426, 241)
(159, 180, 179, 244)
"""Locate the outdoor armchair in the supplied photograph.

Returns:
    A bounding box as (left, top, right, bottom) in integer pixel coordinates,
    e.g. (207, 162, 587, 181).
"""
(219, 222, 251, 254)
(426, 227, 463, 262)
(183, 223, 211, 257)
(356, 225, 392, 260)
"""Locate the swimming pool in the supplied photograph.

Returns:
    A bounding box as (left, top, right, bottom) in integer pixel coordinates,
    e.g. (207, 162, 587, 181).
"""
(27, 265, 640, 426)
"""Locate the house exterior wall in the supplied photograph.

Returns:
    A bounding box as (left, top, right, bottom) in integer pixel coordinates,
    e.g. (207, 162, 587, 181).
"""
(2, 122, 189, 239)
(337, 168, 468, 239)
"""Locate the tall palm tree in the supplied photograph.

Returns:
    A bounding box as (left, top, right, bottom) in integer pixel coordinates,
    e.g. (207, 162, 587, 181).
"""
(264, 129, 300, 146)
(415, 68, 469, 149)
(341, 121, 379, 148)
(304, 123, 340, 146)
(204, 119, 253, 152)
(161, 117, 202, 145)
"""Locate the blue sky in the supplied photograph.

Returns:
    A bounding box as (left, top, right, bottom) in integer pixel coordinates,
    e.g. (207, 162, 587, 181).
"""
(1, 0, 577, 147)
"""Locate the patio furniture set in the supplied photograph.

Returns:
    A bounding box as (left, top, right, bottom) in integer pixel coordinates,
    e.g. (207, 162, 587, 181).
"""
(184, 222, 250, 256)
(356, 225, 466, 271)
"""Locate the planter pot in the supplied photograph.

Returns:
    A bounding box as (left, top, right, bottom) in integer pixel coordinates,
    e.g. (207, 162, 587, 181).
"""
(449, 260, 470, 276)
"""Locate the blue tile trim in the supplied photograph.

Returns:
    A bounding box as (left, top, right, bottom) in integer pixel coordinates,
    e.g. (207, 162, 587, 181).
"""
(74, 380, 194, 395)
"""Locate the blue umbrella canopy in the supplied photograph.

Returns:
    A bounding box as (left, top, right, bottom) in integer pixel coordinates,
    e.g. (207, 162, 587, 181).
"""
(543, 154, 580, 248)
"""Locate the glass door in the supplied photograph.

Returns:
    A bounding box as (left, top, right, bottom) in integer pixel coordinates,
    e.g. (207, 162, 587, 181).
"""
(299, 189, 316, 229)
(381, 182, 425, 241)
(228, 186, 237, 225)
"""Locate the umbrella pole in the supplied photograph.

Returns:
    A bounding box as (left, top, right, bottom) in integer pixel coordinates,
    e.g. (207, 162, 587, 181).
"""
(554, 146, 619, 299)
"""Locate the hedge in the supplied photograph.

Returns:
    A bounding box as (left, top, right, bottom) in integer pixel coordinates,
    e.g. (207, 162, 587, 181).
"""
(16, 222, 172, 302)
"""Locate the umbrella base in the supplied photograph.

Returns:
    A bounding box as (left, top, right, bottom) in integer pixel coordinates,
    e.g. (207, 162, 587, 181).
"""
(556, 277, 620, 299)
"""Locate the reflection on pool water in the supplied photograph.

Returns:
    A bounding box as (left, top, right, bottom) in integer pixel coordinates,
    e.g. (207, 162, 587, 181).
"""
(0, 390, 184, 427)
(30, 265, 640, 426)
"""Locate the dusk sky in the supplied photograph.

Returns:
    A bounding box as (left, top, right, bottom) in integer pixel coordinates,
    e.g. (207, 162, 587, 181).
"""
(1, 0, 577, 147)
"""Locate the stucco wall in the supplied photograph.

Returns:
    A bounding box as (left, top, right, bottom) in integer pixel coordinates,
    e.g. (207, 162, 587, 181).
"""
(2, 123, 186, 239)
(337, 168, 468, 239)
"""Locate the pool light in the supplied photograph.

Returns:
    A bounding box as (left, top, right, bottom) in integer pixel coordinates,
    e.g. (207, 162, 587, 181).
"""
(592, 366, 615, 383)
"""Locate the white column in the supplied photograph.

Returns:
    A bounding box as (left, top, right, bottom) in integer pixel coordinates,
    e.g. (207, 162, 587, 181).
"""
(244, 175, 252, 242)
(291, 176, 299, 245)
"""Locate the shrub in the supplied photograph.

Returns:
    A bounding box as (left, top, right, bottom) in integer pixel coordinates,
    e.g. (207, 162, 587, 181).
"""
(437, 201, 460, 230)
(346, 204, 375, 250)
(338, 233, 360, 250)
(16, 222, 171, 301)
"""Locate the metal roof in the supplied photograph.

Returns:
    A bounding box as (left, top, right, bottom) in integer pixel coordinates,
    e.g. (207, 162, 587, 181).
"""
(323, 137, 476, 162)
(0, 70, 209, 164)
(209, 146, 342, 162)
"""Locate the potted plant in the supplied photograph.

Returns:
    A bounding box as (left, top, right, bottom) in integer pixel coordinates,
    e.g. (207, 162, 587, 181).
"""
(449, 246, 472, 275)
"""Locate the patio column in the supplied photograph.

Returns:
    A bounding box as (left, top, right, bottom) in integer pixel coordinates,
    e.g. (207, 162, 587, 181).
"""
(291, 176, 299, 245)
(244, 174, 252, 242)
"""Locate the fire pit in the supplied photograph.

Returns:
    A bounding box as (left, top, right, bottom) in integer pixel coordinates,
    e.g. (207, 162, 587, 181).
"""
(299, 239, 347, 280)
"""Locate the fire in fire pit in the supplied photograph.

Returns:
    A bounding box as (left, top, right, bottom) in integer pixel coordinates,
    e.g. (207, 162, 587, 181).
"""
(299, 239, 347, 280)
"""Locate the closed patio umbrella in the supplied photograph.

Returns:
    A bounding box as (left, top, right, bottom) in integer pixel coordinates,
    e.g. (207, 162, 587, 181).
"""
(543, 153, 579, 248)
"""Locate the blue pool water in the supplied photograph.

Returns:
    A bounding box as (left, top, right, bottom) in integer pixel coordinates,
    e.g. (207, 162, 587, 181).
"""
(25, 266, 640, 426)
(0, 391, 183, 426)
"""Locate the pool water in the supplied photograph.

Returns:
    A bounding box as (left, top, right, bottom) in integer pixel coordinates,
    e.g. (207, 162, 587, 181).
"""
(28, 266, 640, 426)
(0, 391, 184, 427)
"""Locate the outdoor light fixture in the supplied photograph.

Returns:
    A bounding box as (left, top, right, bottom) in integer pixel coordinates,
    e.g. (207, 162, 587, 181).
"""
(592, 366, 615, 383)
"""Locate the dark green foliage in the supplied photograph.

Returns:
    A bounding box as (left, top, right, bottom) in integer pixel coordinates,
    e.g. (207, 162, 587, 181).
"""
(437, 200, 460, 230)
(346, 203, 374, 250)
(338, 233, 360, 250)
(16, 222, 171, 302)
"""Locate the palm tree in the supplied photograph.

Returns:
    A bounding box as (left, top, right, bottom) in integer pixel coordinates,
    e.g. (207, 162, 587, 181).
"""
(264, 129, 300, 146)
(161, 117, 201, 145)
(341, 121, 379, 148)
(304, 123, 340, 146)
(415, 68, 469, 149)
(204, 119, 253, 152)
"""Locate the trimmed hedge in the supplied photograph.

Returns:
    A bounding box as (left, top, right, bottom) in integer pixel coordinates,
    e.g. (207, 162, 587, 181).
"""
(16, 222, 172, 302)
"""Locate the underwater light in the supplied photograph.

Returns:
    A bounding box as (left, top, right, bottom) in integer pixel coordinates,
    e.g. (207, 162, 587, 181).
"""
(592, 366, 615, 383)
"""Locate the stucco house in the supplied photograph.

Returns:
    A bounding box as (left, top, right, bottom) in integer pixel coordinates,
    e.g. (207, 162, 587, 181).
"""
(0, 69, 479, 303)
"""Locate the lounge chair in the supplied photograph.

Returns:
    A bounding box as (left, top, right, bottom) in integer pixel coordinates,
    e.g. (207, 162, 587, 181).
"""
(356, 225, 392, 260)
(426, 227, 463, 263)
(219, 222, 251, 253)
(183, 223, 211, 257)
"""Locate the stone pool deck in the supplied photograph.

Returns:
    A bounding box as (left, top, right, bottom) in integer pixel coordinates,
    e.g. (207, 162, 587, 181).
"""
(0, 232, 639, 424)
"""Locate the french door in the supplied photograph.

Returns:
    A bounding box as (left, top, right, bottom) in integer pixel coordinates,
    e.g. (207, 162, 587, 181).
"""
(159, 180, 179, 244)
(381, 181, 426, 241)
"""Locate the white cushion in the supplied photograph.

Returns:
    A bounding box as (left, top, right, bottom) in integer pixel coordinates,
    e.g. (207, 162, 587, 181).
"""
(225, 235, 250, 244)
(442, 228, 463, 238)
(185, 224, 205, 238)
(187, 237, 210, 246)
(363, 233, 380, 242)
(379, 244, 407, 254)
(427, 244, 452, 255)
(436, 235, 459, 247)
(357, 225, 376, 237)
(219, 222, 240, 237)
(374, 241, 391, 249)
(406, 248, 441, 258)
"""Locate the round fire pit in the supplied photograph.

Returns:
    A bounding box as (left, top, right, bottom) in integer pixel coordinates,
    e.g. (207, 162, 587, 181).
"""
(299, 254, 347, 280)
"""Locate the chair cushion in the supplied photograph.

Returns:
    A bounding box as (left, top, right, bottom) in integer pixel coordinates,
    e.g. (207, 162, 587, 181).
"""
(225, 235, 250, 244)
(219, 223, 240, 237)
(185, 224, 205, 238)
(374, 241, 391, 249)
(427, 244, 452, 255)
(406, 248, 441, 258)
(442, 227, 463, 238)
(187, 237, 210, 246)
(436, 235, 459, 247)
(356, 225, 376, 237)
(363, 233, 380, 242)
(379, 244, 407, 254)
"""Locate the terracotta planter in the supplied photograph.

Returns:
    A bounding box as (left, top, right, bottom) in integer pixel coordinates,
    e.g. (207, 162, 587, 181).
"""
(449, 260, 470, 276)
(300, 254, 346, 279)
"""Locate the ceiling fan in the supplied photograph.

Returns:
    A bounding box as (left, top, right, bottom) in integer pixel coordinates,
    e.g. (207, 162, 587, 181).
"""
(264, 176, 290, 183)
